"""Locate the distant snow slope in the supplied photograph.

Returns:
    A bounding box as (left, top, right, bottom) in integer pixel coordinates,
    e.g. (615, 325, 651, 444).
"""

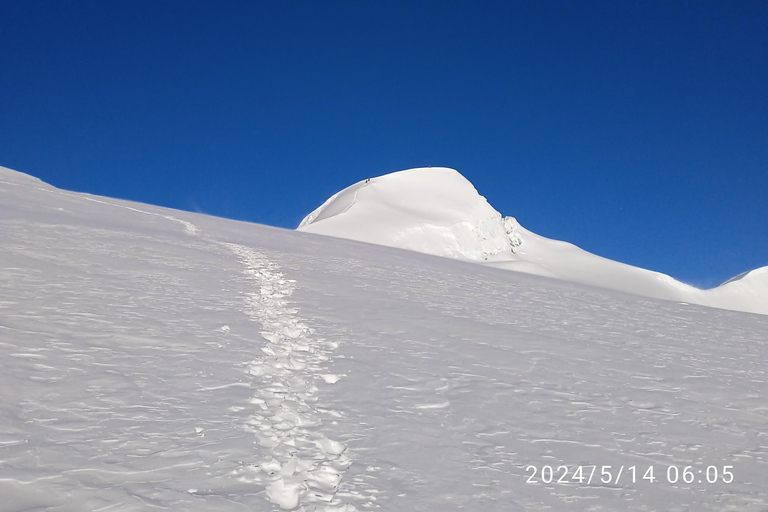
(2, 165, 768, 511)
(298, 167, 522, 262)
(298, 167, 768, 315)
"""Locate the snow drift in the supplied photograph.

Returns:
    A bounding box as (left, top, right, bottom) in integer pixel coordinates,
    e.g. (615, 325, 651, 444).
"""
(298, 167, 768, 315)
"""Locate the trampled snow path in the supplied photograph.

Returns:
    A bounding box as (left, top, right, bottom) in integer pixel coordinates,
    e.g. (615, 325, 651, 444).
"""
(225, 243, 370, 511)
(77, 195, 200, 235)
(1, 172, 370, 510)
(66, 194, 370, 510)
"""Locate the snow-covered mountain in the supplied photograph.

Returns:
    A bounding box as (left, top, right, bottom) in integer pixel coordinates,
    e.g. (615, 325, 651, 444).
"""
(298, 167, 768, 315)
(2, 165, 768, 511)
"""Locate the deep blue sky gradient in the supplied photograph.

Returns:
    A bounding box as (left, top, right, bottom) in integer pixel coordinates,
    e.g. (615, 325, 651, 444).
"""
(1, 1, 766, 287)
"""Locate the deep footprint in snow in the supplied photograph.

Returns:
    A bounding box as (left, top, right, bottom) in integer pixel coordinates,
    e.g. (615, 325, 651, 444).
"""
(225, 243, 371, 511)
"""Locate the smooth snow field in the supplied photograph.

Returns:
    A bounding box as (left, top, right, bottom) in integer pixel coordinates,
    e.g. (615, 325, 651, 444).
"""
(1, 166, 768, 511)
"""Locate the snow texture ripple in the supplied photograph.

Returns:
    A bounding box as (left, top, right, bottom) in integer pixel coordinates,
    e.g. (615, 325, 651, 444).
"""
(4, 165, 767, 511)
(225, 243, 366, 511)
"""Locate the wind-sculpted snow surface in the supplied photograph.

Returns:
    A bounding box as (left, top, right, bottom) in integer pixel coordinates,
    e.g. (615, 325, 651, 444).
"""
(0, 166, 375, 511)
(298, 167, 768, 315)
(2, 165, 768, 511)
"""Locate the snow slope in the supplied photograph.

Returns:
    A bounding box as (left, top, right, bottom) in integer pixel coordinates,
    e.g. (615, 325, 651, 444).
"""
(2, 165, 768, 511)
(298, 168, 522, 262)
(298, 167, 768, 315)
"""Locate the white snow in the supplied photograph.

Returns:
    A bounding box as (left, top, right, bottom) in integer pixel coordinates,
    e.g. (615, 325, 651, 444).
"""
(2, 164, 768, 511)
(224, 242, 361, 510)
(298, 168, 523, 262)
(298, 167, 768, 315)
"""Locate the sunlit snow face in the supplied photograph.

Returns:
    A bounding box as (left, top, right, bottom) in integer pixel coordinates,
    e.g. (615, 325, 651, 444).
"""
(2, 165, 767, 512)
(297, 166, 768, 315)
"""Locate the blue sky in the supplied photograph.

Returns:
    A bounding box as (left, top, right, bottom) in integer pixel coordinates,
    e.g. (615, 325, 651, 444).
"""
(1, 1, 766, 288)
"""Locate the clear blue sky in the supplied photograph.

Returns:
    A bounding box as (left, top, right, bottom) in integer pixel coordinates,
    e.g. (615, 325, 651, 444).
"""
(1, 1, 766, 288)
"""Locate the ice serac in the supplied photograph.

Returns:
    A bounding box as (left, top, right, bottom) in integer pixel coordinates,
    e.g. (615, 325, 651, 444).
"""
(298, 167, 522, 261)
(298, 167, 768, 315)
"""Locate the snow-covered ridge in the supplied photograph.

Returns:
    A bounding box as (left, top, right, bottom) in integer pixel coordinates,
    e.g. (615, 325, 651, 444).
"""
(0, 164, 49, 186)
(298, 168, 523, 262)
(298, 167, 768, 315)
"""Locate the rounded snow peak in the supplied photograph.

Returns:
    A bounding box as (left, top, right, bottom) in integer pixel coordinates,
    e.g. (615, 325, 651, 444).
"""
(297, 167, 521, 261)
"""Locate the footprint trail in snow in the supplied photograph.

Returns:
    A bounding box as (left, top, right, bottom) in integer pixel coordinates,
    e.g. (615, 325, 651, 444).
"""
(225, 243, 368, 511)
